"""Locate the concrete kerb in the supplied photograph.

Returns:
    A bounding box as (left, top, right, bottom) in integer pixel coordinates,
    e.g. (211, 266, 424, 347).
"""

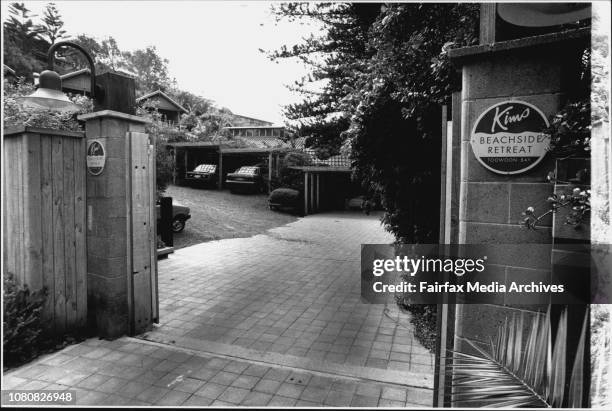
(134, 334, 433, 390)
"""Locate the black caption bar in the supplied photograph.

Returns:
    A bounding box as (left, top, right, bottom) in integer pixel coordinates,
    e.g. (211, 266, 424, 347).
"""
(361, 244, 612, 305)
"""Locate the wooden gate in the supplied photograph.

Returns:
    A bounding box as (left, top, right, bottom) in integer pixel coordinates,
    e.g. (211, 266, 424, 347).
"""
(3, 127, 87, 335)
(127, 132, 158, 334)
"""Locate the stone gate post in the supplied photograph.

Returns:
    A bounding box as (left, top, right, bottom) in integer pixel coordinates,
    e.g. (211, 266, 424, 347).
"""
(79, 110, 153, 339)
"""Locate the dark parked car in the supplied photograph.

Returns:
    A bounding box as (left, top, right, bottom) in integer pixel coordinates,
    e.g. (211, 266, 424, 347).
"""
(185, 164, 217, 187)
(226, 166, 265, 193)
(156, 202, 191, 233)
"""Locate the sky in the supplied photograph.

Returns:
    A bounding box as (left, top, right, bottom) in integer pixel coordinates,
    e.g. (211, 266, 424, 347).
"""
(6, 1, 323, 124)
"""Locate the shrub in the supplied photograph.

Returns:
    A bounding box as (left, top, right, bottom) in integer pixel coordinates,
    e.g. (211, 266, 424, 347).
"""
(2, 273, 47, 367)
(3, 78, 93, 131)
(397, 297, 437, 352)
(269, 188, 301, 206)
(272, 150, 313, 191)
(155, 138, 174, 197)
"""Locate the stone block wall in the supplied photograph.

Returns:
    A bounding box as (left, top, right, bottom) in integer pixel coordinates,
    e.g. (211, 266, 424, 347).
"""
(82, 112, 147, 338)
(454, 43, 572, 350)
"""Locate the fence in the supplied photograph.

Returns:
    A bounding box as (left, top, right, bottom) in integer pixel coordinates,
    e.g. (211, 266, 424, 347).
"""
(3, 127, 87, 335)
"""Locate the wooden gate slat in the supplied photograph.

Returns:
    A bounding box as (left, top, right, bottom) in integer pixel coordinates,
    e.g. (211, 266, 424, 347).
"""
(52, 136, 66, 335)
(40, 136, 56, 329)
(63, 137, 77, 327)
(3, 140, 14, 278)
(23, 134, 43, 290)
(149, 138, 159, 322)
(15, 137, 25, 283)
(74, 137, 87, 328)
(130, 132, 153, 333)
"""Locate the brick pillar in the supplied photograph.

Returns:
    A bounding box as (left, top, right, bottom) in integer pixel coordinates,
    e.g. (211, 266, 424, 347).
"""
(449, 30, 589, 350)
(79, 110, 150, 339)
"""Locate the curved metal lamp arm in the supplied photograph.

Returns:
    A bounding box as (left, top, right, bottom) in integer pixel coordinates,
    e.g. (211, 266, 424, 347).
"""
(47, 40, 96, 99)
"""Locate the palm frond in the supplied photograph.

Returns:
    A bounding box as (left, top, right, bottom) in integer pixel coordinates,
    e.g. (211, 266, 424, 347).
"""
(567, 312, 587, 407)
(446, 307, 589, 408)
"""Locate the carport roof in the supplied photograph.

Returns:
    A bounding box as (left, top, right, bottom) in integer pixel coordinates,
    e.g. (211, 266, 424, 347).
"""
(289, 166, 352, 173)
(220, 147, 291, 154)
(166, 142, 220, 148)
(165, 143, 291, 154)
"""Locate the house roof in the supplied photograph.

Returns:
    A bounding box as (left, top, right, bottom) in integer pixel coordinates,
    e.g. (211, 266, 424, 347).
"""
(60, 68, 90, 80)
(60, 68, 135, 79)
(230, 113, 274, 126)
(137, 90, 188, 114)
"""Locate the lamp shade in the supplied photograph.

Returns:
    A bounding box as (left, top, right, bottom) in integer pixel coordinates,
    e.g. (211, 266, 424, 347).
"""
(18, 70, 81, 113)
(497, 3, 591, 28)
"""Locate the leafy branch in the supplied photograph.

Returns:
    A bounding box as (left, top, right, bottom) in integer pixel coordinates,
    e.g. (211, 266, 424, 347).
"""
(522, 169, 590, 230)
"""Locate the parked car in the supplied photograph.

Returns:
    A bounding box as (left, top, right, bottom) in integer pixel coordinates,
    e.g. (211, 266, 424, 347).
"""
(185, 164, 217, 187)
(226, 166, 265, 193)
(156, 202, 191, 233)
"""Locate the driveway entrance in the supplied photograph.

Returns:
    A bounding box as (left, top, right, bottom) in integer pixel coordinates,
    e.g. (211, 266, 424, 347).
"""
(141, 211, 434, 399)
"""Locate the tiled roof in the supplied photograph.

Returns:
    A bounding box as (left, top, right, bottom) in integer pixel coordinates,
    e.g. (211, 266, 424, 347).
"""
(303, 149, 352, 168)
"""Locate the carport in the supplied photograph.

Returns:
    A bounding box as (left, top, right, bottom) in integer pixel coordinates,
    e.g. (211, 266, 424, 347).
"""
(167, 143, 289, 192)
(291, 166, 356, 215)
(167, 142, 221, 186)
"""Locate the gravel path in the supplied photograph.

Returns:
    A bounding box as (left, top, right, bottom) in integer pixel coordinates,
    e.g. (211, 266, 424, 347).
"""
(163, 185, 298, 249)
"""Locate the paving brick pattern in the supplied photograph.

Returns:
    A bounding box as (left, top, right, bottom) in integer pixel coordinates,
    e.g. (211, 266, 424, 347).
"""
(2, 212, 435, 407)
(3, 337, 433, 407)
(148, 212, 434, 377)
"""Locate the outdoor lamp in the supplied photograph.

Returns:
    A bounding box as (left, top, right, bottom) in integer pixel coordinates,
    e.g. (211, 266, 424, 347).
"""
(19, 41, 98, 113)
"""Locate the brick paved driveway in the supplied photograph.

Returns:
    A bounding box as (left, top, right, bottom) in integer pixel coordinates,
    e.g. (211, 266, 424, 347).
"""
(2, 212, 435, 407)
(143, 211, 434, 392)
(3, 337, 432, 406)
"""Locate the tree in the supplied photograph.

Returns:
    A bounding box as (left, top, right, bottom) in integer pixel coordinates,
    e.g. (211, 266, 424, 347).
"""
(123, 46, 174, 95)
(346, 3, 479, 243)
(3, 2, 47, 78)
(37, 2, 66, 45)
(66, 35, 127, 73)
(170, 89, 213, 116)
(273, 3, 479, 243)
(269, 3, 381, 157)
(97, 37, 126, 71)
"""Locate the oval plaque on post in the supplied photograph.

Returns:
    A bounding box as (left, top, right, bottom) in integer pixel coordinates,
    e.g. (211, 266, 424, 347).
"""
(86, 140, 106, 175)
(470, 100, 550, 175)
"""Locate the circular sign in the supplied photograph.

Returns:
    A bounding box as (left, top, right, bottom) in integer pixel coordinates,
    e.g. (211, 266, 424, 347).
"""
(470, 100, 550, 175)
(86, 140, 106, 176)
